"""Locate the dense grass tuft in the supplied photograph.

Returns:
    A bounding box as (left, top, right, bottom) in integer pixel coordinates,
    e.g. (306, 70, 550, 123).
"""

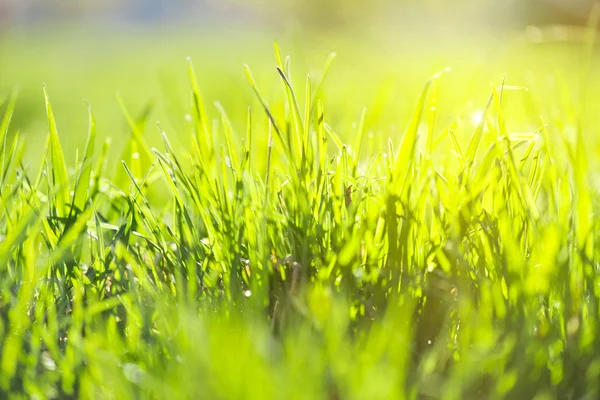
(1, 40, 600, 399)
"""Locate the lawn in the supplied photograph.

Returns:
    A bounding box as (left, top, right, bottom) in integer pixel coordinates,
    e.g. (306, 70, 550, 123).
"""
(1, 22, 600, 399)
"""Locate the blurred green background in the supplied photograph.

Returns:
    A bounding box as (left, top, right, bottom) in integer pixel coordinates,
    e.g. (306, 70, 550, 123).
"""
(0, 0, 599, 169)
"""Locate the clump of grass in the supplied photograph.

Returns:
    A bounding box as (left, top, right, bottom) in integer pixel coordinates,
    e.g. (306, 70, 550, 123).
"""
(0, 39, 599, 399)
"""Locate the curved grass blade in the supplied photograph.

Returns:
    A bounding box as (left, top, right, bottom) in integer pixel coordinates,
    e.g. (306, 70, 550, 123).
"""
(72, 103, 97, 213)
(392, 68, 450, 183)
(43, 85, 71, 218)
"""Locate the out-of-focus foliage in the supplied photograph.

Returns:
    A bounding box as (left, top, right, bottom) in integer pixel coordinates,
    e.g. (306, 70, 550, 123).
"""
(1, 1, 600, 398)
(1, 27, 600, 396)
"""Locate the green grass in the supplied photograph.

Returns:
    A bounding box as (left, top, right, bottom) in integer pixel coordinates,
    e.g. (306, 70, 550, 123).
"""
(2, 29, 600, 398)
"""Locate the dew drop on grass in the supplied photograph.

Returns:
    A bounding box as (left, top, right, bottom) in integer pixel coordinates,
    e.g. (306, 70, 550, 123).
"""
(41, 352, 57, 371)
(243, 290, 252, 297)
(353, 268, 363, 279)
(123, 363, 146, 385)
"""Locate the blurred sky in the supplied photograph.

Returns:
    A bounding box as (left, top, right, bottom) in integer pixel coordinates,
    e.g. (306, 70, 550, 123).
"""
(0, 0, 595, 33)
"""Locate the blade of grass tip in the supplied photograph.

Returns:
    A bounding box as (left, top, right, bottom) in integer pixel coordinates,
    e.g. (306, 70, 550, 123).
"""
(574, 118, 592, 255)
(538, 115, 559, 208)
(317, 100, 326, 173)
(116, 93, 153, 162)
(498, 75, 506, 104)
(93, 211, 106, 263)
(0, 89, 17, 136)
(527, 148, 541, 188)
(32, 134, 51, 192)
(158, 122, 175, 156)
(387, 138, 394, 179)
(244, 106, 252, 170)
(91, 138, 111, 195)
(116, 92, 143, 140)
(214, 101, 240, 181)
(0, 119, 8, 183)
(244, 64, 285, 146)
(431, 121, 452, 151)
(447, 128, 464, 167)
(492, 84, 509, 141)
(218, 145, 230, 203)
(518, 139, 536, 172)
(392, 68, 449, 182)
(1, 171, 23, 228)
(43, 85, 71, 218)
(311, 52, 337, 116)
(473, 142, 499, 184)
(120, 161, 163, 240)
(74, 147, 80, 176)
(497, 85, 529, 92)
(352, 107, 367, 175)
(0, 207, 42, 267)
(73, 102, 97, 214)
(186, 57, 210, 133)
(49, 205, 96, 265)
(303, 75, 312, 161)
(539, 116, 555, 167)
(426, 74, 442, 159)
(532, 154, 547, 203)
(324, 124, 344, 152)
(0, 90, 17, 182)
(275, 64, 303, 125)
(157, 123, 190, 179)
(125, 159, 158, 206)
(152, 149, 187, 213)
(284, 55, 292, 77)
(1, 131, 20, 187)
(274, 40, 284, 69)
(134, 101, 153, 134)
(156, 122, 200, 203)
(464, 93, 493, 168)
(492, 85, 539, 219)
(186, 57, 215, 162)
(265, 119, 274, 193)
(340, 146, 349, 198)
(276, 66, 304, 159)
(114, 95, 154, 191)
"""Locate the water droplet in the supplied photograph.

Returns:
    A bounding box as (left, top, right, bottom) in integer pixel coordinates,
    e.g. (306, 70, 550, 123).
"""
(41, 352, 57, 371)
